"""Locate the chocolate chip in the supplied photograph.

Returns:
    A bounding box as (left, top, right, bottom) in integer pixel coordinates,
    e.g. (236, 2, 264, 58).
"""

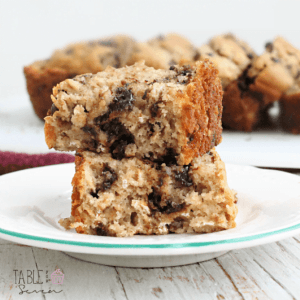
(148, 188, 161, 210)
(85, 139, 99, 150)
(207, 150, 213, 156)
(100, 118, 130, 142)
(110, 134, 135, 160)
(194, 51, 201, 61)
(180, 69, 192, 76)
(169, 59, 176, 66)
(169, 66, 176, 71)
(271, 57, 280, 63)
(154, 148, 178, 166)
(175, 165, 193, 187)
(247, 53, 254, 59)
(163, 201, 185, 214)
(130, 212, 138, 226)
(75, 151, 83, 158)
(142, 89, 149, 100)
(149, 123, 155, 134)
(90, 190, 99, 199)
(101, 119, 134, 160)
(163, 148, 178, 166)
(50, 103, 59, 115)
(265, 42, 274, 52)
(150, 102, 161, 117)
(65, 49, 74, 55)
(96, 224, 109, 236)
(148, 188, 185, 214)
(168, 217, 186, 232)
(189, 134, 194, 142)
(81, 126, 97, 137)
(101, 164, 118, 190)
(97, 39, 117, 47)
(94, 111, 110, 124)
(94, 87, 135, 124)
(90, 165, 117, 198)
(157, 34, 165, 41)
(111, 87, 135, 112)
(237, 67, 256, 92)
(114, 53, 121, 68)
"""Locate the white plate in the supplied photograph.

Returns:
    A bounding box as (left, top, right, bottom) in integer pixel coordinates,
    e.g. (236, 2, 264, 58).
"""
(1, 95, 300, 168)
(219, 130, 300, 169)
(0, 163, 300, 267)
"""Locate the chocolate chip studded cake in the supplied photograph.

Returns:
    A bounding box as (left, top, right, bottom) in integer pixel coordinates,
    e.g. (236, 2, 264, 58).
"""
(24, 35, 136, 120)
(59, 148, 237, 237)
(263, 37, 300, 134)
(198, 34, 257, 89)
(197, 34, 265, 132)
(45, 60, 223, 166)
(222, 36, 295, 132)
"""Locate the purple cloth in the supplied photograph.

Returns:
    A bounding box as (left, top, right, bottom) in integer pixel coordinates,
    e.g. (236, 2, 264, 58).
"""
(0, 151, 75, 174)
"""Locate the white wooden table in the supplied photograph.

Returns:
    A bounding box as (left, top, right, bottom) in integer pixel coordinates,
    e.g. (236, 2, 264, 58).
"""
(1, 171, 300, 300)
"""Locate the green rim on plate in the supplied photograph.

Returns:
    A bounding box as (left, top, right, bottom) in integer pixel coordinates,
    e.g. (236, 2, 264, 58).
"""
(0, 222, 300, 249)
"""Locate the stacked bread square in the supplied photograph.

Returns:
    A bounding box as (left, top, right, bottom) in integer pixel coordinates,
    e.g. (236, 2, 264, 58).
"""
(45, 60, 237, 237)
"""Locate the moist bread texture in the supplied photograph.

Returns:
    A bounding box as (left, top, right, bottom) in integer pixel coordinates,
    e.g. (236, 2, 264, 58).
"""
(59, 148, 237, 237)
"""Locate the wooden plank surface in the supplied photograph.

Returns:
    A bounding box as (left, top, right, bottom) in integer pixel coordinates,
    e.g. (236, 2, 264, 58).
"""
(1, 234, 300, 299)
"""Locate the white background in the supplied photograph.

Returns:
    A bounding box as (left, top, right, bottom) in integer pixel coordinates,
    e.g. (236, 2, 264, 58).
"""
(1, 0, 300, 101)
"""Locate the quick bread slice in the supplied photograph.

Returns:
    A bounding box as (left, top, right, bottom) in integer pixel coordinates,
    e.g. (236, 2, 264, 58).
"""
(45, 60, 223, 166)
(60, 148, 237, 237)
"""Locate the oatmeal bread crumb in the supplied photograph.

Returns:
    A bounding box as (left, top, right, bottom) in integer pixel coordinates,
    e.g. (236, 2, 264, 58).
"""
(60, 148, 237, 237)
(45, 60, 223, 166)
(266, 37, 300, 134)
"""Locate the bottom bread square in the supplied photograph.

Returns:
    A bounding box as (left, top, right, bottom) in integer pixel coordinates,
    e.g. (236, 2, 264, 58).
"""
(60, 148, 237, 237)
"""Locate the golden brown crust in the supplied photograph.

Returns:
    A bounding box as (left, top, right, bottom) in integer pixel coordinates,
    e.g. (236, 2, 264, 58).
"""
(180, 60, 223, 163)
(24, 65, 72, 120)
(44, 122, 57, 148)
(71, 154, 86, 233)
